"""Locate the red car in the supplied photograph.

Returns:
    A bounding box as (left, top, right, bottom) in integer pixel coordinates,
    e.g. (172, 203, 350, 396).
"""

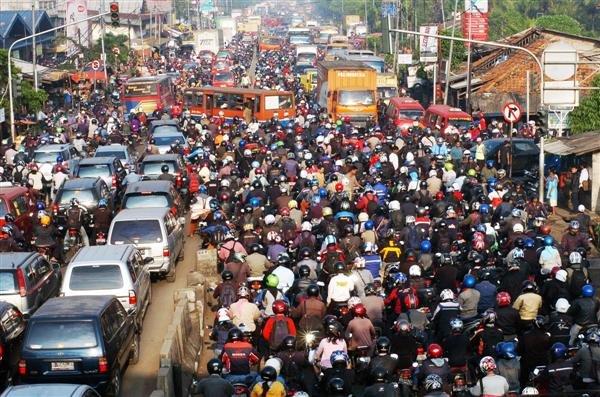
(212, 71, 236, 87)
(0, 184, 36, 241)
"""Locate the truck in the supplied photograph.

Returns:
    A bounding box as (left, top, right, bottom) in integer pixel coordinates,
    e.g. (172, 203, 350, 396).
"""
(216, 16, 236, 44)
(344, 15, 361, 32)
(376, 73, 399, 105)
(316, 60, 378, 126)
(194, 30, 220, 55)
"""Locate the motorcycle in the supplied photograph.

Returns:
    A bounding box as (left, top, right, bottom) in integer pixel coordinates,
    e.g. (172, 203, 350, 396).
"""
(352, 345, 372, 382)
(64, 227, 82, 252)
(95, 231, 107, 245)
(231, 383, 250, 397)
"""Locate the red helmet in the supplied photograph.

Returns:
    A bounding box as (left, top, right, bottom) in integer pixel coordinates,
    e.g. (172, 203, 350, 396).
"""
(272, 300, 288, 315)
(335, 182, 344, 193)
(435, 191, 445, 201)
(540, 224, 551, 235)
(496, 292, 511, 307)
(403, 292, 420, 309)
(352, 303, 367, 317)
(427, 343, 443, 358)
(279, 207, 290, 217)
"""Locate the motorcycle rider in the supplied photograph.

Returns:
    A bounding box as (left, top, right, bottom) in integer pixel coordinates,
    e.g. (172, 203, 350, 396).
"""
(423, 374, 450, 397)
(3, 214, 25, 248)
(157, 164, 174, 183)
(458, 274, 480, 321)
(249, 365, 286, 397)
(469, 356, 509, 397)
(221, 327, 260, 385)
(431, 289, 461, 342)
(495, 341, 520, 394)
(363, 366, 398, 397)
(442, 318, 469, 370)
(419, 344, 451, 389)
(191, 358, 234, 397)
(346, 303, 376, 357)
(320, 350, 354, 395)
(92, 198, 111, 242)
(65, 198, 90, 247)
(512, 280, 542, 330)
(229, 287, 261, 334)
(51, 164, 69, 201)
(540, 342, 574, 393)
(560, 220, 590, 256)
(494, 292, 520, 340)
(571, 328, 600, 388)
(567, 284, 599, 345)
(518, 316, 551, 387)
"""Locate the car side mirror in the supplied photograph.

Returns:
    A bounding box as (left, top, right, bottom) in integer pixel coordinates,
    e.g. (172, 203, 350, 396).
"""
(143, 257, 154, 264)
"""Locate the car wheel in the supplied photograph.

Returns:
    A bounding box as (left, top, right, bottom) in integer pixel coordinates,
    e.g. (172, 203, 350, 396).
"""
(129, 332, 141, 365)
(177, 244, 185, 262)
(107, 369, 121, 397)
(165, 267, 176, 283)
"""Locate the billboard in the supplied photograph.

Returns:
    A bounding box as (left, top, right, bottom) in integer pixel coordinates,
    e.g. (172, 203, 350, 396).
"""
(462, 11, 489, 42)
(419, 25, 438, 63)
(66, 0, 89, 56)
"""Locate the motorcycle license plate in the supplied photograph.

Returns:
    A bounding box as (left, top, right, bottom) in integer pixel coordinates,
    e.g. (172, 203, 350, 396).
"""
(96, 238, 106, 244)
(51, 361, 74, 371)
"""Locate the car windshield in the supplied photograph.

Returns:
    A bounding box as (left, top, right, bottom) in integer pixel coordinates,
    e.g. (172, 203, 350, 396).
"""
(110, 219, 163, 244)
(0, 199, 8, 218)
(338, 90, 374, 106)
(0, 271, 17, 294)
(58, 189, 95, 205)
(448, 119, 473, 130)
(33, 151, 60, 164)
(140, 161, 176, 175)
(378, 87, 398, 99)
(398, 110, 424, 119)
(152, 135, 183, 146)
(95, 150, 127, 160)
(123, 194, 170, 209)
(69, 265, 124, 290)
(77, 164, 110, 178)
(27, 321, 98, 349)
(152, 126, 179, 135)
(214, 72, 234, 82)
(297, 53, 316, 64)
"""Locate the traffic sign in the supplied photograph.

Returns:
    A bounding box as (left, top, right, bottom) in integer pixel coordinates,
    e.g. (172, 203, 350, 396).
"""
(502, 102, 523, 124)
(91, 60, 100, 71)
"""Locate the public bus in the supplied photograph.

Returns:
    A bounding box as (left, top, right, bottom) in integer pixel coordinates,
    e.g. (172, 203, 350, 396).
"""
(288, 27, 312, 45)
(183, 87, 296, 121)
(122, 75, 175, 114)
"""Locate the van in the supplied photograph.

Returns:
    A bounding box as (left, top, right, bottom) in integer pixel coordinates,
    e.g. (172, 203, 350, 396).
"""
(107, 208, 184, 282)
(121, 180, 184, 219)
(0, 184, 35, 242)
(61, 245, 152, 329)
(423, 104, 473, 133)
(385, 97, 425, 130)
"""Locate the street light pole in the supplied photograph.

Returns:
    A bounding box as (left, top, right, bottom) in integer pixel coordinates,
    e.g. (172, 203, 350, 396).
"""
(443, 0, 458, 104)
(8, 12, 111, 140)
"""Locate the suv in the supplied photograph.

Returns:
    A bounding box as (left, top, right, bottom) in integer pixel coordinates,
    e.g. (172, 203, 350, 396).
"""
(0, 252, 62, 317)
(121, 180, 185, 219)
(483, 138, 541, 178)
(18, 296, 139, 396)
(1, 384, 100, 396)
(0, 302, 26, 390)
(61, 245, 152, 329)
(94, 144, 137, 171)
(150, 131, 188, 154)
(52, 178, 115, 229)
(74, 157, 127, 193)
(138, 154, 188, 198)
(0, 184, 35, 242)
(32, 144, 84, 179)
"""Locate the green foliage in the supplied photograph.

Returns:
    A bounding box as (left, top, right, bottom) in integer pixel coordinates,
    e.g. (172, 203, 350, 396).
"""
(569, 75, 600, 134)
(89, 33, 129, 66)
(440, 29, 466, 70)
(534, 15, 583, 35)
(0, 49, 48, 113)
(20, 81, 48, 112)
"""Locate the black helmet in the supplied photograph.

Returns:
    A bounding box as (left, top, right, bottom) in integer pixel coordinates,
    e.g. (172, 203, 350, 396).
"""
(260, 366, 277, 381)
(333, 262, 345, 274)
(4, 214, 15, 223)
(161, 164, 169, 173)
(250, 243, 262, 254)
(206, 358, 223, 375)
(534, 315, 546, 329)
(221, 270, 234, 281)
(364, 283, 376, 296)
(306, 284, 320, 297)
(298, 265, 311, 278)
(327, 377, 345, 393)
(227, 327, 242, 342)
(419, 181, 428, 190)
(376, 336, 391, 354)
(514, 237, 525, 249)
(252, 180, 262, 189)
(371, 366, 388, 383)
(299, 247, 312, 259)
(281, 336, 296, 350)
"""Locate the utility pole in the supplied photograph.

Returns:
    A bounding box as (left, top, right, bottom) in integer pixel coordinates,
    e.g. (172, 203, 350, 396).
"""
(100, 0, 108, 82)
(443, 0, 458, 104)
(465, 10, 473, 114)
(32, 4, 38, 92)
(364, 0, 368, 32)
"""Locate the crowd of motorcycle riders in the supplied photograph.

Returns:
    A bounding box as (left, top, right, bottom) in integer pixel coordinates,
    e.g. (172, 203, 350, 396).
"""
(0, 29, 599, 397)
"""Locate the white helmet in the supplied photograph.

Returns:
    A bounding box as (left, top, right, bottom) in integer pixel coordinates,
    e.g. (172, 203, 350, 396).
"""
(264, 357, 282, 375)
(348, 296, 362, 308)
(358, 212, 369, 222)
(555, 269, 568, 283)
(363, 242, 376, 253)
(324, 235, 337, 246)
(354, 257, 366, 269)
(521, 387, 539, 395)
(569, 251, 582, 264)
(406, 215, 416, 224)
(440, 289, 455, 301)
(301, 221, 312, 232)
(409, 265, 422, 277)
(555, 298, 570, 314)
(388, 200, 400, 211)
(512, 223, 524, 233)
(265, 214, 276, 225)
(220, 179, 231, 188)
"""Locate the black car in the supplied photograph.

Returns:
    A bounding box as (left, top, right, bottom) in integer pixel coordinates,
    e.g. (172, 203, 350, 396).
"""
(138, 154, 189, 199)
(483, 138, 540, 177)
(73, 157, 127, 195)
(0, 302, 25, 390)
(18, 296, 139, 396)
(121, 180, 185, 219)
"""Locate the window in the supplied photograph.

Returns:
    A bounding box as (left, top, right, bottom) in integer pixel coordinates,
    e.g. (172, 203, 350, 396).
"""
(124, 83, 158, 97)
(26, 264, 40, 285)
(69, 265, 124, 290)
(0, 271, 17, 294)
(127, 260, 138, 283)
(165, 214, 175, 235)
(265, 95, 293, 110)
(152, 134, 185, 146)
(338, 90, 374, 106)
(13, 196, 29, 216)
(140, 161, 175, 175)
(215, 93, 244, 110)
(184, 91, 201, 106)
(36, 259, 51, 278)
(123, 194, 170, 209)
(95, 150, 127, 160)
(110, 220, 163, 244)
(1, 307, 24, 340)
(77, 164, 111, 178)
(27, 320, 98, 349)
(58, 189, 95, 205)
(0, 199, 8, 218)
(112, 301, 127, 329)
(101, 308, 118, 340)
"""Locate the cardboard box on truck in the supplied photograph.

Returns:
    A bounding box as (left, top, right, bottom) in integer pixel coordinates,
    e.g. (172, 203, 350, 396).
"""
(237, 21, 260, 33)
(195, 30, 220, 54)
(316, 60, 377, 126)
(344, 15, 361, 30)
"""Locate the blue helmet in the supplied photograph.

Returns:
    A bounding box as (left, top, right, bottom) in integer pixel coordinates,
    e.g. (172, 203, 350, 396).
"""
(393, 272, 408, 285)
(56, 155, 64, 163)
(209, 199, 219, 210)
(486, 160, 494, 168)
(35, 201, 46, 211)
(98, 198, 108, 208)
(524, 238, 535, 249)
(543, 235, 554, 246)
(550, 342, 567, 359)
(318, 188, 328, 198)
(239, 140, 247, 149)
(374, 162, 382, 170)
(463, 274, 476, 288)
(496, 341, 517, 359)
(249, 197, 261, 208)
(582, 284, 595, 298)
(487, 178, 497, 189)
(476, 224, 486, 233)
(213, 211, 223, 221)
(199, 185, 208, 195)
(330, 350, 349, 365)
(479, 203, 491, 215)
(364, 220, 374, 230)
(420, 240, 432, 253)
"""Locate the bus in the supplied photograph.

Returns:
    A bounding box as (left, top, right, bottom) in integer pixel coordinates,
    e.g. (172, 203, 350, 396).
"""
(288, 27, 311, 45)
(122, 75, 175, 115)
(183, 87, 295, 121)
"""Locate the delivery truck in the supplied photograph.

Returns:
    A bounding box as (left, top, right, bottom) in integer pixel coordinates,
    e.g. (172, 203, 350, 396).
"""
(376, 73, 399, 105)
(316, 60, 377, 126)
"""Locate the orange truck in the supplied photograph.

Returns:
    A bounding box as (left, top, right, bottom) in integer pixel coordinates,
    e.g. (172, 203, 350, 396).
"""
(316, 60, 377, 127)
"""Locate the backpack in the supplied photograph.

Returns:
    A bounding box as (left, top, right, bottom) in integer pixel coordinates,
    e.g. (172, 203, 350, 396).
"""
(366, 199, 379, 215)
(13, 167, 23, 184)
(219, 282, 237, 308)
(281, 218, 297, 242)
(297, 231, 315, 250)
(323, 250, 342, 271)
(269, 317, 290, 350)
(589, 346, 600, 383)
(406, 226, 420, 250)
(569, 266, 589, 297)
(298, 300, 324, 332)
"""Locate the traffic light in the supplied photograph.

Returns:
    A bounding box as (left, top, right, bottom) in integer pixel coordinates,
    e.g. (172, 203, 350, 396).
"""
(12, 74, 22, 98)
(110, 2, 120, 27)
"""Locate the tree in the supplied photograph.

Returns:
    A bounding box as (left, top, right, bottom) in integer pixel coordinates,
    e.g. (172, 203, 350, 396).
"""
(535, 15, 583, 35)
(0, 49, 48, 114)
(569, 75, 600, 134)
(440, 29, 467, 70)
(88, 33, 129, 67)
(20, 81, 48, 113)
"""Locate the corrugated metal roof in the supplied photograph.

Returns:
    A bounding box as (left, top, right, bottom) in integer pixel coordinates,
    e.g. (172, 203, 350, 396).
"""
(0, 11, 30, 39)
(544, 132, 600, 156)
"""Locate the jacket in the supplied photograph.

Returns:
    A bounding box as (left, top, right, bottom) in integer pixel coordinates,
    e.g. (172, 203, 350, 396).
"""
(567, 297, 600, 326)
(512, 292, 542, 320)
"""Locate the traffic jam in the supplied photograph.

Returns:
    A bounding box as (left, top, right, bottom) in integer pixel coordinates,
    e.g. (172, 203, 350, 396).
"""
(0, 2, 599, 397)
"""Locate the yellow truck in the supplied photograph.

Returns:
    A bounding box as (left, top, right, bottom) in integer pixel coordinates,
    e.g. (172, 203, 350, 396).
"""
(300, 68, 318, 94)
(316, 60, 378, 126)
(376, 73, 399, 105)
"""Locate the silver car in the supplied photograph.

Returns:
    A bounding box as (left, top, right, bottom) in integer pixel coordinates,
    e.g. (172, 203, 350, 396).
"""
(1, 384, 100, 397)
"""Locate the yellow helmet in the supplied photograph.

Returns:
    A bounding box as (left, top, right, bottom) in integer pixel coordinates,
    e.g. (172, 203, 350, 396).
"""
(288, 200, 298, 209)
(444, 162, 454, 171)
(40, 215, 51, 226)
(322, 207, 333, 217)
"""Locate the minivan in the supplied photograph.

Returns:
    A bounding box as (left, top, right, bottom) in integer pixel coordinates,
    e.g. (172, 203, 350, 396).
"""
(0, 252, 62, 317)
(1, 384, 100, 396)
(61, 245, 152, 329)
(74, 157, 127, 192)
(19, 296, 138, 396)
(121, 180, 184, 218)
(0, 184, 36, 242)
(107, 208, 185, 282)
(423, 104, 473, 133)
(385, 96, 425, 131)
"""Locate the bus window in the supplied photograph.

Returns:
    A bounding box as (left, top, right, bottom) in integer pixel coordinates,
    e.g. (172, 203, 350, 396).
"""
(185, 91, 201, 106)
(124, 84, 156, 97)
(265, 95, 293, 110)
(206, 95, 213, 110)
(215, 93, 244, 110)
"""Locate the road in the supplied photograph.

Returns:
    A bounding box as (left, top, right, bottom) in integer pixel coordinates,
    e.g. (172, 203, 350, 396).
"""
(121, 233, 201, 397)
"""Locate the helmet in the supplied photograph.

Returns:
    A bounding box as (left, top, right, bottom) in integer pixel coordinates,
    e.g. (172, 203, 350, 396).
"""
(420, 240, 432, 253)
(306, 284, 320, 297)
(4, 214, 15, 223)
(388, 200, 400, 211)
(330, 350, 349, 366)
(570, 220, 580, 230)
(551, 342, 567, 360)
(249, 197, 261, 208)
(424, 374, 443, 392)
(534, 315, 546, 329)
(228, 327, 243, 342)
(586, 328, 600, 344)
(161, 164, 169, 173)
(435, 191, 444, 201)
(375, 336, 391, 354)
(392, 272, 408, 286)
(327, 377, 345, 392)
(298, 265, 311, 278)
(364, 283, 376, 296)
(540, 224, 552, 235)
(496, 292, 511, 307)
(301, 221, 312, 232)
(237, 286, 250, 298)
(35, 201, 45, 211)
(463, 274, 476, 288)
(496, 341, 517, 359)
(272, 300, 288, 314)
(396, 319, 412, 333)
(522, 387, 540, 395)
(352, 303, 367, 317)
(265, 274, 279, 288)
(512, 223, 524, 233)
(440, 289, 454, 301)
(371, 366, 388, 382)
(582, 284, 595, 298)
(70, 198, 80, 207)
(479, 356, 496, 372)
(335, 182, 344, 192)
(221, 270, 233, 281)
(450, 318, 464, 333)
(323, 207, 333, 217)
(555, 298, 570, 313)
(405, 215, 415, 224)
(409, 265, 422, 277)
(364, 220, 374, 230)
(482, 309, 496, 325)
(252, 180, 262, 190)
(206, 358, 223, 375)
(260, 366, 277, 381)
(569, 251, 583, 264)
(522, 280, 537, 293)
(358, 212, 369, 223)
(333, 262, 345, 274)
(98, 198, 108, 208)
(524, 238, 535, 249)
(40, 215, 52, 226)
(543, 235, 554, 246)
(288, 200, 298, 209)
(264, 214, 276, 225)
(282, 336, 296, 350)
(427, 343, 443, 358)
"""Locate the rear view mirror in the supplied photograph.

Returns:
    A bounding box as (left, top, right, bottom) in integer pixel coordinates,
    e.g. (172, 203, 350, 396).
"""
(143, 257, 154, 264)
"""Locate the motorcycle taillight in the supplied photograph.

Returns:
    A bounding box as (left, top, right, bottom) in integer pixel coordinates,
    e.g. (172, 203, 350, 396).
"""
(233, 385, 247, 394)
(68, 228, 78, 237)
(400, 369, 411, 379)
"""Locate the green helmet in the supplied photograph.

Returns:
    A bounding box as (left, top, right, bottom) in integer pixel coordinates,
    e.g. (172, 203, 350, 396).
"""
(336, 119, 343, 126)
(467, 168, 477, 177)
(265, 274, 279, 288)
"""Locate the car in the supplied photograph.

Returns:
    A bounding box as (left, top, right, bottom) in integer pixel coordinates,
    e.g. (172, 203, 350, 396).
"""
(212, 60, 231, 73)
(0, 302, 26, 390)
(212, 70, 236, 87)
(52, 178, 115, 229)
(148, 119, 180, 136)
(197, 50, 215, 63)
(150, 131, 188, 155)
(482, 138, 541, 178)
(73, 157, 127, 193)
(0, 184, 35, 242)
(0, 252, 62, 317)
(61, 245, 152, 330)
(1, 384, 100, 397)
(32, 144, 84, 180)
(93, 144, 137, 171)
(18, 296, 139, 396)
(107, 208, 185, 282)
(138, 154, 188, 195)
(121, 180, 185, 219)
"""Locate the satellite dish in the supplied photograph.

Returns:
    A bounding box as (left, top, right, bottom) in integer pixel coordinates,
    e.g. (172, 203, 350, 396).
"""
(543, 41, 577, 81)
